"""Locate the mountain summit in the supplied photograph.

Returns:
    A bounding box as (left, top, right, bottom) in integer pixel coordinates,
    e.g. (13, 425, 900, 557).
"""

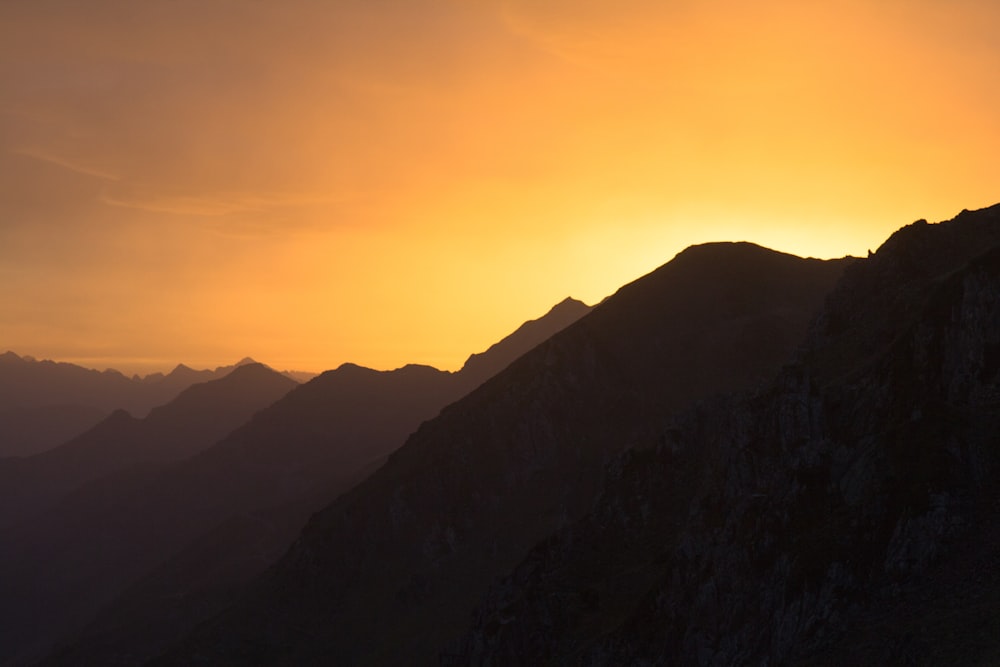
(154, 241, 849, 665)
(453, 202, 1000, 666)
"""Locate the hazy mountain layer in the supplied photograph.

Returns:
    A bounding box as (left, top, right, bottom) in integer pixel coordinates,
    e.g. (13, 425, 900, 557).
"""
(0, 363, 297, 530)
(0, 364, 298, 664)
(27, 298, 590, 666)
(0, 354, 275, 456)
(0, 404, 106, 458)
(154, 242, 849, 665)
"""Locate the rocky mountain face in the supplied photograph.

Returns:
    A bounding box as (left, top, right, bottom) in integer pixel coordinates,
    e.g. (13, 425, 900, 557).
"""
(155, 243, 849, 665)
(453, 205, 1000, 665)
(31, 298, 591, 667)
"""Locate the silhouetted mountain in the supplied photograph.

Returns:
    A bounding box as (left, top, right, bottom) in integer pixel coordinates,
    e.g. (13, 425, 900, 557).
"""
(0, 363, 297, 529)
(0, 403, 106, 457)
(0, 364, 297, 663)
(0, 353, 281, 456)
(153, 242, 849, 665)
(280, 369, 319, 384)
(452, 203, 1000, 666)
(19, 298, 591, 666)
(459, 297, 591, 381)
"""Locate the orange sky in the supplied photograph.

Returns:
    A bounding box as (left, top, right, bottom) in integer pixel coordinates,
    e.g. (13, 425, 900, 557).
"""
(1, 0, 998, 375)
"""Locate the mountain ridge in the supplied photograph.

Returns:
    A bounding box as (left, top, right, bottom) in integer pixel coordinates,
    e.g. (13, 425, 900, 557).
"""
(452, 203, 1000, 665)
(0, 353, 309, 457)
(23, 297, 593, 667)
(152, 241, 850, 665)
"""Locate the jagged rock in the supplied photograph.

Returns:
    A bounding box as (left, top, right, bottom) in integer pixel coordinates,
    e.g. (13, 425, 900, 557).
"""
(456, 204, 1000, 666)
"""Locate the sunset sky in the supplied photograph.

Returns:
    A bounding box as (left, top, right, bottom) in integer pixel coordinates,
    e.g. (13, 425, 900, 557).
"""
(2, 1, 998, 375)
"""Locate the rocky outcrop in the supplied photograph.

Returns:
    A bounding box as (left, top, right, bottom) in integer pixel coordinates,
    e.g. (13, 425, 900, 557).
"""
(456, 204, 1000, 665)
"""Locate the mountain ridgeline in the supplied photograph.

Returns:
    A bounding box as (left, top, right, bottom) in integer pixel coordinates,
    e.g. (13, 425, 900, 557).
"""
(12, 297, 590, 666)
(0, 364, 300, 663)
(0, 363, 299, 529)
(15, 203, 1000, 666)
(456, 205, 1000, 665)
(154, 241, 852, 665)
(0, 354, 291, 457)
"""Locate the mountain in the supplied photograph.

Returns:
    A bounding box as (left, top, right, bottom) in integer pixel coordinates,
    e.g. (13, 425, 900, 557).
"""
(19, 297, 591, 666)
(0, 354, 277, 456)
(153, 243, 850, 665)
(459, 297, 591, 381)
(451, 204, 1000, 665)
(0, 404, 107, 457)
(0, 363, 298, 529)
(0, 364, 298, 663)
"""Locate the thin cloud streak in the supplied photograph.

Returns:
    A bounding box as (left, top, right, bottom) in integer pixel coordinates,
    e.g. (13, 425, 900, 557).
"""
(13, 146, 121, 181)
(99, 190, 350, 217)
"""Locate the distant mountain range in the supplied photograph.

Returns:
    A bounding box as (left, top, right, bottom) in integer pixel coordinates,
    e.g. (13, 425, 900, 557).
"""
(0, 353, 313, 456)
(146, 204, 1000, 666)
(0, 297, 591, 665)
(11, 203, 1000, 666)
(0, 363, 299, 529)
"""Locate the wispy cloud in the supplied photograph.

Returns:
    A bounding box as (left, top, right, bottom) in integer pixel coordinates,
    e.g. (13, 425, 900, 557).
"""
(14, 146, 121, 181)
(100, 189, 350, 217)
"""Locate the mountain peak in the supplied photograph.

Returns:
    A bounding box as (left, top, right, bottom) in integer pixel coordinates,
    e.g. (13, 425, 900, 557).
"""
(223, 361, 282, 381)
(672, 240, 791, 262)
(552, 296, 588, 310)
(458, 297, 592, 383)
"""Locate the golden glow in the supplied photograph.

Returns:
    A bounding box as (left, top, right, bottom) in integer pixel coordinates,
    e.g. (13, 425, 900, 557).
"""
(1, 1, 998, 375)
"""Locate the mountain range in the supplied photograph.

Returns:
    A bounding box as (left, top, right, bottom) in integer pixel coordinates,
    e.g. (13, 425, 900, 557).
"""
(7, 203, 1000, 666)
(455, 206, 1000, 665)
(0, 363, 299, 529)
(150, 204, 1000, 666)
(0, 297, 591, 665)
(0, 354, 311, 457)
(150, 241, 851, 665)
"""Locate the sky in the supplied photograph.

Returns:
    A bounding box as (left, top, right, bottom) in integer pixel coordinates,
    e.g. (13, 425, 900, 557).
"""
(2, 0, 998, 375)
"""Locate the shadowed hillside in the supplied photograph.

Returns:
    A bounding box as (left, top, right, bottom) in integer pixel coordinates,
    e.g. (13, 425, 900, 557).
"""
(451, 204, 1000, 665)
(23, 298, 590, 666)
(0, 364, 298, 664)
(0, 363, 297, 530)
(153, 242, 849, 665)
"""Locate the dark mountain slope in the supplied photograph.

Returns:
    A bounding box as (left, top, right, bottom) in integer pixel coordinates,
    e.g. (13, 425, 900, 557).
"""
(460, 297, 591, 382)
(156, 243, 849, 666)
(0, 363, 296, 530)
(454, 204, 1000, 665)
(33, 298, 591, 667)
(0, 364, 297, 665)
(0, 404, 106, 457)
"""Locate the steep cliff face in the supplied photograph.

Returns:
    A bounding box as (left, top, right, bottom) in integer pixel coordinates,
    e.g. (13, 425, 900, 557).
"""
(156, 244, 848, 666)
(457, 204, 1000, 665)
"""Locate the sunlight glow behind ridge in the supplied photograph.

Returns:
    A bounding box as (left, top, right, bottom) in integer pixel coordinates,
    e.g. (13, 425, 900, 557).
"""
(1, 0, 998, 375)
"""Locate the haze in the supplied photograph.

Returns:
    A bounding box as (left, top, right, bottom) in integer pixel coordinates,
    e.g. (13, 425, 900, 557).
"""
(2, 0, 998, 375)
